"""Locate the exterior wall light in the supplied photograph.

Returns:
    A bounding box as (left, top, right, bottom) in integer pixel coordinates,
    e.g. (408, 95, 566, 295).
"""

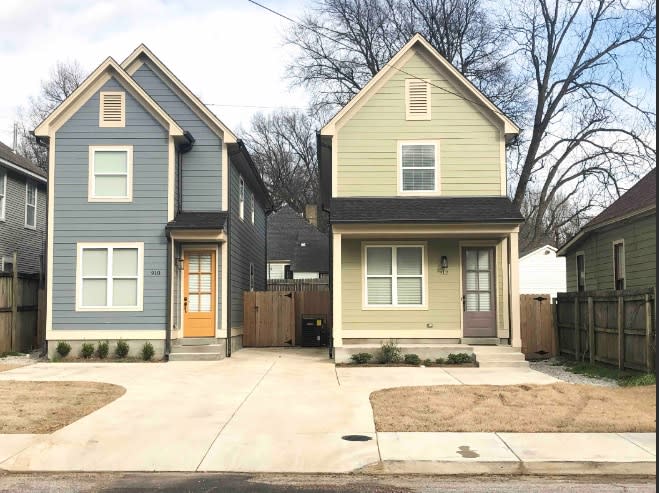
(440, 256, 449, 274)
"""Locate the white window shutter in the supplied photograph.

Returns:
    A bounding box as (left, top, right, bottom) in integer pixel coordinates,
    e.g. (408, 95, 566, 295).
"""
(99, 92, 126, 127)
(406, 79, 431, 120)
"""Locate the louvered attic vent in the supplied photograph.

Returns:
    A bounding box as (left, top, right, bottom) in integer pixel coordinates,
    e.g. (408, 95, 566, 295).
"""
(405, 79, 431, 121)
(99, 92, 126, 127)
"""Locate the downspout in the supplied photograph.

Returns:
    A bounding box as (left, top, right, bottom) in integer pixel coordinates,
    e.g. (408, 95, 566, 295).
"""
(226, 183, 232, 358)
(165, 236, 172, 359)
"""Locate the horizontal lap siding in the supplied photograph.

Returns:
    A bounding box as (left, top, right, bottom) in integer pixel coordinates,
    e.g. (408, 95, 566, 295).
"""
(52, 78, 169, 330)
(336, 51, 502, 197)
(132, 63, 222, 212)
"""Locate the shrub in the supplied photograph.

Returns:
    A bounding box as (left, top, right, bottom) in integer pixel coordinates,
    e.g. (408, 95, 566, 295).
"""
(115, 340, 130, 359)
(80, 342, 95, 359)
(447, 353, 473, 365)
(56, 341, 71, 358)
(423, 359, 433, 366)
(380, 340, 402, 364)
(435, 357, 446, 365)
(141, 342, 155, 361)
(97, 341, 109, 359)
(404, 354, 422, 365)
(350, 353, 373, 365)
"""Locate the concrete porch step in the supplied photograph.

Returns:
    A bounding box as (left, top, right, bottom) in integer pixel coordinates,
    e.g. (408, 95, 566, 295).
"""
(168, 351, 224, 362)
(471, 346, 530, 368)
(476, 352, 527, 362)
(477, 360, 530, 368)
(171, 344, 224, 354)
(177, 338, 217, 346)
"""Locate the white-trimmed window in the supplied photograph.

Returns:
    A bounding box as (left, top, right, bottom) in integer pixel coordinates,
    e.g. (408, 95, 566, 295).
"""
(249, 263, 255, 291)
(405, 79, 431, 120)
(239, 176, 245, 220)
(364, 245, 425, 307)
(250, 193, 255, 224)
(576, 253, 586, 292)
(89, 146, 133, 202)
(399, 142, 439, 193)
(99, 92, 126, 128)
(0, 168, 6, 221)
(25, 182, 37, 229)
(76, 243, 144, 311)
(613, 240, 626, 290)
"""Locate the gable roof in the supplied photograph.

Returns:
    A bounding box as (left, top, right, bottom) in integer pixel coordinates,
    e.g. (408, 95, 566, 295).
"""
(34, 57, 184, 138)
(557, 168, 657, 256)
(122, 44, 237, 143)
(268, 206, 329, 273)
(520, 245, 557, 261)
(0, 141, 47, 182)
(321, 34, 519, 137)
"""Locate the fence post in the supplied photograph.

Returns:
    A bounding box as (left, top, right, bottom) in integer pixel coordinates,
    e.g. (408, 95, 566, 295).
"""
(617, 295, 625, 370)
(587, 296, 595, 364)
(552, 299, 559, 357)
(573, 296, 580, 361)
(11, 251, 18, 352)
(645, 289, 655, 373)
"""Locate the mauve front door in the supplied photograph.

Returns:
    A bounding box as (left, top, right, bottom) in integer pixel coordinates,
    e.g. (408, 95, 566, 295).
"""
(462, 247, 496, 338)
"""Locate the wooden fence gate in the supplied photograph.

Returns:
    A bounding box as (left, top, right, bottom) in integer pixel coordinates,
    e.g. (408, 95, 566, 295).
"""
(520, 294, 556, 359)
(0, 272, 45, 353)
(243, 291, 331, 347)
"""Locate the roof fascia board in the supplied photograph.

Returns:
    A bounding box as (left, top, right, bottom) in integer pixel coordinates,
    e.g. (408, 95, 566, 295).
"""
(0, 158, 47, 183)
(122, 45, 238, 143)
(520, 244, 557, 260)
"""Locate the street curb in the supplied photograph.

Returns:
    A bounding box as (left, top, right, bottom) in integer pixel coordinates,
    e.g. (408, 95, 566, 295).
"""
(359, 460, 657, 476)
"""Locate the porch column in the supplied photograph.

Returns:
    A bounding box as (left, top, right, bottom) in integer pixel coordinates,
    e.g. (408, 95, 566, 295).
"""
(332, 233, 343, 348)
(509, 229, 522, 348)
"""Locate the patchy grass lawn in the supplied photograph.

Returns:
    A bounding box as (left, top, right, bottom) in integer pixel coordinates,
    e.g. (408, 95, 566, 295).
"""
(370, 383, 656, 433)
(559, 360, 657, 387)
(0, 364, 28, 373)
(0, 381, 126, 434)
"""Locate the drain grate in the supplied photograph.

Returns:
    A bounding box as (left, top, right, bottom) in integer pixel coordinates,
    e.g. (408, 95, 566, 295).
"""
(341, 435, 372, 442)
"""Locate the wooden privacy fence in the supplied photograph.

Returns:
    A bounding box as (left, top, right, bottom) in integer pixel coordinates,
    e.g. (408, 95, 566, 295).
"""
(243, 291, 331, 347)
(0, 272, 45, 353)
(556, 288, 656, 372)
(267, 279, 330, 292)
(520, 294, 556, 359)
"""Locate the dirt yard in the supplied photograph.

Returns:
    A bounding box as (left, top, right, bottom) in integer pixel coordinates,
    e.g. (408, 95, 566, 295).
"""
(370, 383, 657, 433)
(0, 381, 126, 434)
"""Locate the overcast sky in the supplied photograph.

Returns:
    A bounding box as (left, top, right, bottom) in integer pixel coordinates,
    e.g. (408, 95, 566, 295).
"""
(0, 0, 308, 145)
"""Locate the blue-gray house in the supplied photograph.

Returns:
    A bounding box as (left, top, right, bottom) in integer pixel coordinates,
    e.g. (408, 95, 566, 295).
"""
(34, 45, 272, 360)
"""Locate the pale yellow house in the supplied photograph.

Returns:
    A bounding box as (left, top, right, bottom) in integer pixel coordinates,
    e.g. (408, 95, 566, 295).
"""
(318, 35, 525, 362)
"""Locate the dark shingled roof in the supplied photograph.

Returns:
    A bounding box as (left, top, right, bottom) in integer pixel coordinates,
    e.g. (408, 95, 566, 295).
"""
(0, 141, 47, 179)
(268, 206, 329, 274)
(166, 212, 228, 230)
(330, 197, 524, 224)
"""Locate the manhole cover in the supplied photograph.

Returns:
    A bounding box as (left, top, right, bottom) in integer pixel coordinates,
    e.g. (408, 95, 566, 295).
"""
(341, 435, 372, 442)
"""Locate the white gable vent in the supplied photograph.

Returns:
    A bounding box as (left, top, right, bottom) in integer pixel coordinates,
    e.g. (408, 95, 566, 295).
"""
(99, 92, 126, 128)
(405, 79, 431, 121)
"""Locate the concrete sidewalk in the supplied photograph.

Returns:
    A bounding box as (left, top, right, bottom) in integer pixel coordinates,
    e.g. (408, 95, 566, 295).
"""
(0, 348, 655, 475)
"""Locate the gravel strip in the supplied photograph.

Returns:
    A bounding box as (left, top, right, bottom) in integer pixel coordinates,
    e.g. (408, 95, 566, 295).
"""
(530, 359, 619, 387)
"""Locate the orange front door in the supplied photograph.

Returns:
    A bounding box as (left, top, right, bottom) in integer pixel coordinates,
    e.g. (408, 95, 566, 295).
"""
(183, 250, 216, 338)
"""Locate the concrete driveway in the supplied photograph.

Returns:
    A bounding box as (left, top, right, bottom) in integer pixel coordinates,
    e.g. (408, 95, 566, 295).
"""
(0, 348, 558, 473)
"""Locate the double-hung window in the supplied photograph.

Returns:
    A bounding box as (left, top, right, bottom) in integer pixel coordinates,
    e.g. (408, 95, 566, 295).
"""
(89, 146, 133, 202)
(239, 176, 245, 220)
(613, 241, 626, 290)
(399, 143, 438, 193)
(576, 253, 586, 292)
(25, 182, 37, 229)
(365, 245, 425, 307)
(77, 243, 143, 311)
(0, 169, 6, 221)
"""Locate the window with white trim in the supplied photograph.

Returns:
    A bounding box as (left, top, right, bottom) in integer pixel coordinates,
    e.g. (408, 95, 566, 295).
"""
(25, 182, 37, 229)
(613, 241, 626, 290)
(0, 169, 6, 221)
(365, 245, 424, 306)
(405, 79, 431, 120)
(77, 244, 143, 311)
(400, 143, 437, 192)
(89, 146, 133, 202)
(251, 193, 255, 224)
(99, 92, 126, 128)
(576, 253, 586, 292)
(239, 176, 245, 220)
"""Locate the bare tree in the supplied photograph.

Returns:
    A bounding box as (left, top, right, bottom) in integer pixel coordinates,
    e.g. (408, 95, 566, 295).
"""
(244, 110, 321, 215)
(508, 0, 656, 246)
(16, 60, 85, 170)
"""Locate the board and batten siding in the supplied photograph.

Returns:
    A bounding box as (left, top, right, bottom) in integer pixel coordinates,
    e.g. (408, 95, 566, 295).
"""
(229, 162, 266, 329)
(336, 50, 503, 197)
(565, 214, 656, 292)
(52, 77, 169, 330)
(131, 62, 222, 212)
(340, 238, 506, 338)
(0, 167, 47, 274)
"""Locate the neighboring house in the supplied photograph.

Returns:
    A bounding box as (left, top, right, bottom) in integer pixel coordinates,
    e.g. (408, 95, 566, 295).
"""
(519, 245, 566, 299)
(0, 141, 47, 274)
(267, 205, 329, 280)
(34, 45, 272, 360)
(557, 169, 656, 292)
(319, 34, 525, 362)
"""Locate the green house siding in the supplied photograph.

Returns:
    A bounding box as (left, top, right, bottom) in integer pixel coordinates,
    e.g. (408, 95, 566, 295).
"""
(336, 51, 503, 197)
(565, 214, 656, 292)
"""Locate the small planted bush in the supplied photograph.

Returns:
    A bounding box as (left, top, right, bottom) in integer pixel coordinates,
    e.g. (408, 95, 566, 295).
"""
(97, 341, 109, 360)
(435, 357, 446, 365)
(423, 359, 433, 367)
(350, 352, 373, 365)
(80, 342, 95, 359)
(380, 340, 402, 364)
(447, 353, 473, 365)
(404, 354, 422, 365)
(141, 342, 155, 361)
(56, 341, 71, 358)
(115, 340, 130, 359)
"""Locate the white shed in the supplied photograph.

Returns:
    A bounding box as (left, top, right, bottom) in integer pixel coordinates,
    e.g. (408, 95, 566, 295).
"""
(519, 245, 567, 299)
